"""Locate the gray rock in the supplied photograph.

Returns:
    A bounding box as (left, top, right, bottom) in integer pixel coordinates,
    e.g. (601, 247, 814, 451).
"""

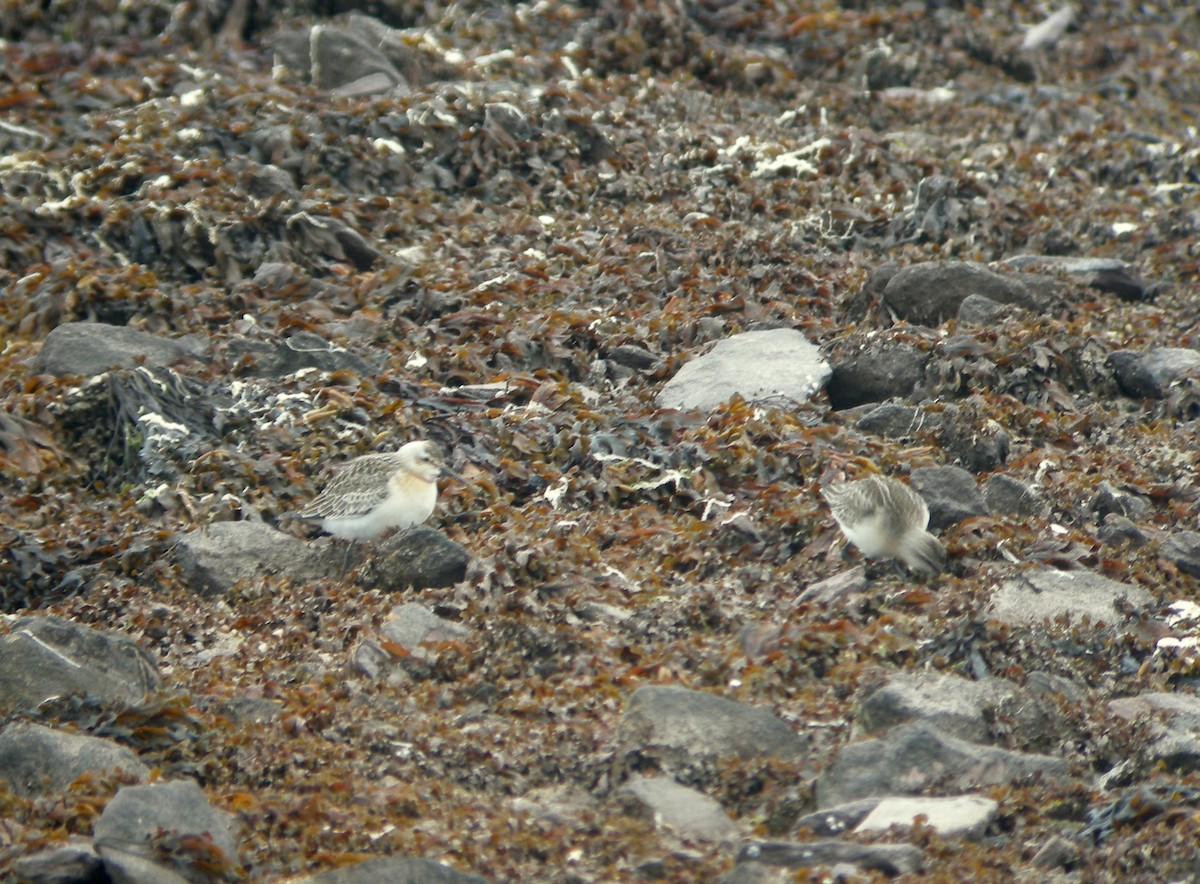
(617, 685, 804, 762)
(0, 616, 161, 714)
(380, 603, 471, 654)
(737, 839, 924, 876)
(938, 411, 1010, 473)
(0, 721, 148, 797)
(175, 520, 327, 595)
(356, 603, 473, 681)
(94, 780, 239, 883)
(617, 775, 739, 841)
(10, 838, 104, 883)
(311, 22, 406, 93)
(1109, 692, 1200, 773)
(957, 293, 1017, 324)
(791, 799, 881, 837)
(854, 672, 1057, 747)
(656, 328, 830, 411)
(1108, 347, 1200, 399)
(857, 403, 945, 439)
(988, 568, 1153, 627)
(796, 567, 868, 609)
(269, 332, 375, 377)
(816, 722, 1067, 807)
(1162, 532, 1200, 578)
(297, 856, 487, 883)
(1097, 514, 1151, 549)
(33, 321, 192, 377)
(1088, 480, 1151, 520)
(358, 526, 471, 591)
(983, 474, 1042, 517)
(909, 465, 987, 531)
(825, 344, 924, 410)
(854, 795, 997, 840)
(881, 261, 1036, 327)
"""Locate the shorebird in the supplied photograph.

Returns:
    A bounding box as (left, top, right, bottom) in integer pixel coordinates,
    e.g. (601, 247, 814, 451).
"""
(298, 440, 454, 567)
(820, 474, 947, 577)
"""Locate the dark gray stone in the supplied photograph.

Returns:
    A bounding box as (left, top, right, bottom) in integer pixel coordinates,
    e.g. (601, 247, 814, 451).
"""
(656, 328, 830, 411)
(881, 261, 1036, 327)
(737, 839, 924, 876)
(791, 799, 881, 837)
(988, 567, 1153, 627)
(1162, 532, 1200, 578)
(826, 344, 924, 410)
(0, 721, 148, 797)
(617, 685, 804, 762)
(857, 403, 945, 439)
(359, 526, 471, 591)
(1108, 347, 1200, 399)
(957, 293, 1017, 324)
(983, 473, 1042, 516)
(816, 722, 1066, 807)
(1088, 480, 1151, 521)
(94, 780, 239, 883)
(1097, 514, 1151, 548)
(0, 616, 161, 714)
(909, 465, 987, 531)
(297, 856, 487, 883)
(33, 322, 192, 377)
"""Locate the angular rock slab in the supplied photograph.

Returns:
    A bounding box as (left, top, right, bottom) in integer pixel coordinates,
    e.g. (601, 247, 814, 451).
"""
(94, 779, 240, 882)
(816, 722, 1066, 808)
(358, 526, 472, 591)
(656, 328, 830, 411)
(297, 855, 487, 883)
(880, 261, 1037, 327)
(1107, 347, 1200, 399)
(854, 672, 1057, 746)
(617, 774, 739, 841)
(736, 839, 924, 876)
(0, 616, 161, 713)
(617, 685, 805, 762)
(987, 568, 1153, 628)
(175, 520, 328, 595)
(854, 794, 997, 840)
(1109, 692, 1200, 773)
(33, 321, 195, 377)
(11, 839, 106, 884)
(0, 721, 149, 797)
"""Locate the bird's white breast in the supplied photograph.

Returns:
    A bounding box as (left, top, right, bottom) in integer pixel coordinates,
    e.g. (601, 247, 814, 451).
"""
(319, 472, 438, 540)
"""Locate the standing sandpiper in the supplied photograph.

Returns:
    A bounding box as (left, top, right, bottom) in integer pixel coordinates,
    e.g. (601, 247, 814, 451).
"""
(821, 474, 947, 577)
(299, 440, 453, 550)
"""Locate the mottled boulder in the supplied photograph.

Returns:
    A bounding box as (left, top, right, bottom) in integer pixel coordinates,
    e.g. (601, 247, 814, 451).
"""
(358, 526, 472, 591)
(909, 465, 988, 531)
(881, 261, 1037, 327)
(656, 328, 830, 411)
(988, 568, 1153, 627)
(175, 520, 328, 595)
(33, 321, 194, 377)
(826, 344, 924, 410)
(617, 685, 804, 762)
(816, 722, 1066, 807)
(0, 721, 148, 797)
(737, 840, 924, 876)
(1107, 347, 1200, 398)
(0, 616, 161, 713)
(297, 856, 487, 883)
(94, 780, 240, 883)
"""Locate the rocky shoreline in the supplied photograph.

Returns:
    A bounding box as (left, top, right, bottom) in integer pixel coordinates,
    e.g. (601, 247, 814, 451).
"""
(2, 1, 1199, 880)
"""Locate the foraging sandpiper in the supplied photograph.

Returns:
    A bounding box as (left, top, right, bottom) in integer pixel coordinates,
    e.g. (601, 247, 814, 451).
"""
(821, 474, 947, 577)
(299, 439, 452, 543)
